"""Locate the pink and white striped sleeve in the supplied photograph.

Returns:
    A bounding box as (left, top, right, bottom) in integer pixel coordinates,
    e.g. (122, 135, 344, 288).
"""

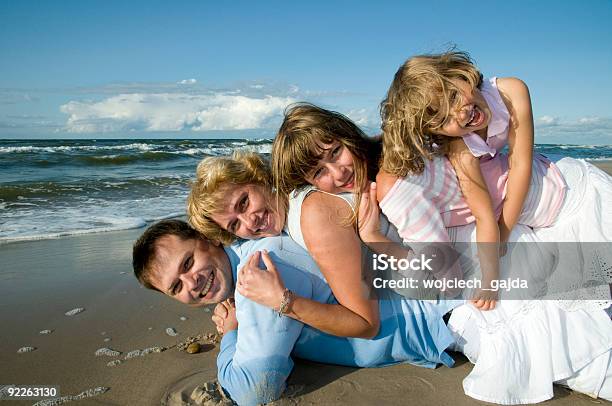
(379, 176, 451, 243)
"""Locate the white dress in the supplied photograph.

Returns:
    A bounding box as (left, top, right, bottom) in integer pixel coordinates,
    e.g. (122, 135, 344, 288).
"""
(290, 166, 612, 403)
(443, 156, 612, 404)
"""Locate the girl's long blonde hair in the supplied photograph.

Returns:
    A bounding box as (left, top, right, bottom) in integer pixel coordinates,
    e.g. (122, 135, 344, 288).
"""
(380, 50, 482, 177)
(272, 103, 381, 225)
(187, 151, 274, 245)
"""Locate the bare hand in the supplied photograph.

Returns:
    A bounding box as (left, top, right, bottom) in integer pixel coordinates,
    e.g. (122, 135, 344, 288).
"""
(470, 283, 498, 311)
(237, 251, 286, 311)
(358, 182, 382, 243)
(211, 297, 237, 334)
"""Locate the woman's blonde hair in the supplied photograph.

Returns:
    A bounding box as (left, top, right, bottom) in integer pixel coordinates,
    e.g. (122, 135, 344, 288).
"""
(187, 151, 272, 245)
(380, 50, 482, 177)
(272, 102, 381, 225)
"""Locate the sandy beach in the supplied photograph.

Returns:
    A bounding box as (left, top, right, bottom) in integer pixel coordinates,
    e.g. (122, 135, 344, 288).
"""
(1, 161, 610, 406)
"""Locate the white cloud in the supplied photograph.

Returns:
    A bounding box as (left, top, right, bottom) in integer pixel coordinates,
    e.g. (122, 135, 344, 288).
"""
(346, 108, 379, 129)
(534, 116, 612, 144)
(178, 78, 197, 85)
(60, 93, 296, 133)
(536, 115, 559, 126)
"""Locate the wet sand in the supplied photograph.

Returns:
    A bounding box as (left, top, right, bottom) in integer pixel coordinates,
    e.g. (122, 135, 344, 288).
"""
(1, 162, 610, 406)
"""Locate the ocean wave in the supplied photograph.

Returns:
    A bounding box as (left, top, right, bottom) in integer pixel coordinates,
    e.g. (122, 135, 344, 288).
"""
(0, 177, 189, 202)
(178, 144, 272, 156)
(145, 212, 186, 222)
(0, 217, 148, 245)
(76, 151, 181, 165)
(0, 142, 159, 154)
(181, 147, 228, 156)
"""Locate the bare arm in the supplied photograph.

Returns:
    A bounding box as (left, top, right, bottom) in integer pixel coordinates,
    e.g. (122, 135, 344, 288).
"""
(496, 77, 534, 243)
(449, 139, 499, 309)
(298, 192, 380, 338)
(236, 191, 379, 339)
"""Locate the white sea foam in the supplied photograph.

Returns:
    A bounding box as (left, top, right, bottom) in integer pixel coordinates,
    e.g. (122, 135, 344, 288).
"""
(0, 142, 160, 154)
(0, 215, 149, 244)
(182, 147, 232, 156)
(586, 157, 612, 161)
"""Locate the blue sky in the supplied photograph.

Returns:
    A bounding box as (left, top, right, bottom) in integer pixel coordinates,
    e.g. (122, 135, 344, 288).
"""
(1, 0, 611, 144)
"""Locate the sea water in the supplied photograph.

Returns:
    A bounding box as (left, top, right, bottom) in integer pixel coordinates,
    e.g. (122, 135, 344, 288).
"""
(0, 139, 610, 243)
(0, 138, 271, 243)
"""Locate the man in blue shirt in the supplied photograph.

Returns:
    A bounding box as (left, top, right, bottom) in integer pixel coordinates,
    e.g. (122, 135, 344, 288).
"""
(133, 220, 456, 405)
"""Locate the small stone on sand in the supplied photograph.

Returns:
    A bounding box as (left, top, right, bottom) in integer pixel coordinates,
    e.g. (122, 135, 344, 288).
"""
(180, 316, 187, 321)
(65, 307, 84, 316)
(166, 327, 178, 336)
(39, 329, 53, 335)
(186, 343, 200, 354)
(104, 338, 111, 342)
(17, 346, 36, 353)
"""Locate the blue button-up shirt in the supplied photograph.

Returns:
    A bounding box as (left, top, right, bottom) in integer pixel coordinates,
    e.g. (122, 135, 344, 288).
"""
(219, 233, 455, 405)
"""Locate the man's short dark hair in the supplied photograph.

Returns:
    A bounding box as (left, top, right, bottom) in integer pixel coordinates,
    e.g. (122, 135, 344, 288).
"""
(132, 219, 200, 291)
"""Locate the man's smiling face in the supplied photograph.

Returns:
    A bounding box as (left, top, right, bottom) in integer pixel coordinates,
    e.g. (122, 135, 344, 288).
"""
(151, 235, 233, 306)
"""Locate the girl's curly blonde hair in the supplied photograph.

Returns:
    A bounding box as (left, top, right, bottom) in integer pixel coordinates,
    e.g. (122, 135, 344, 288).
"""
(187, 151, 273, 245)
(380, 50, 482, 177)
